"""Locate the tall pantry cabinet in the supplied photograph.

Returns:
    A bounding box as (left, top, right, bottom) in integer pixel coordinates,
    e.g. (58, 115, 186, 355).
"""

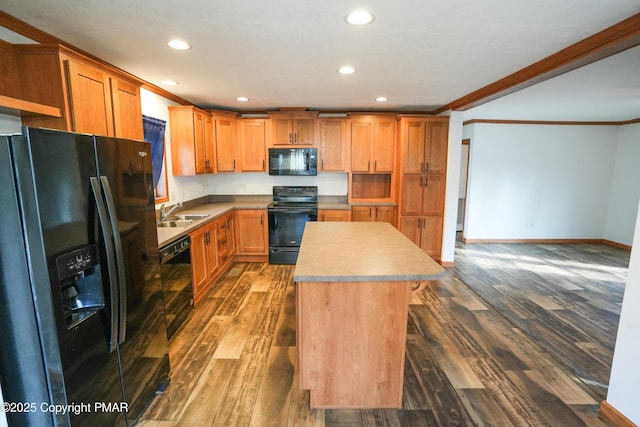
(397, 116, 448, 261)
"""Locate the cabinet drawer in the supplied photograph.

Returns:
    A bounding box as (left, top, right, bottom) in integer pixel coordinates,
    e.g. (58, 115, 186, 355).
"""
(217, 219, 228, 236)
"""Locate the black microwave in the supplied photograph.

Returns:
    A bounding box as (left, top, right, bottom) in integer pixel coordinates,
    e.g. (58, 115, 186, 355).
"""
(268, 148, 317, 176)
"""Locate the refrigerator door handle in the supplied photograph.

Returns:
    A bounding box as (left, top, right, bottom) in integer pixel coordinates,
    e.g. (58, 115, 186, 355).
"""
(100, 176, 127, 345)
(90, 177, 119, 353)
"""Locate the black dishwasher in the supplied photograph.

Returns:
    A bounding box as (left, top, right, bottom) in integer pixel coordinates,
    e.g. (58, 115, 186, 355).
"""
(159, 236, 193, 339)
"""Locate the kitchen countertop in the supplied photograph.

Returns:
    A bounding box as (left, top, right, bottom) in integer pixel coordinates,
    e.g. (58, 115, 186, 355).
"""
(293, 222, 444, 282)
(156, 201, 269, 248)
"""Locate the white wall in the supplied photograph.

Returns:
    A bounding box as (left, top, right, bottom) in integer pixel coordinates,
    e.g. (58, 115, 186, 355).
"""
(206, 172, 348, 196)
(463, 123, 623, 241)
(605, 123, 640, 246)
(441, 112, 463, 263)
(607, 199, 640, 424)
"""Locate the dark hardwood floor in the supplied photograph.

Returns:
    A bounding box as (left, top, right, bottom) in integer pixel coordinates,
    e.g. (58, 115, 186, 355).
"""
(451, 239, 629, 400)
(138, 241, 627, 426)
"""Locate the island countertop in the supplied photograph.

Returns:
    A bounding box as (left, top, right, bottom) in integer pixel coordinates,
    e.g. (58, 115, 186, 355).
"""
(294, 222, 444, 282)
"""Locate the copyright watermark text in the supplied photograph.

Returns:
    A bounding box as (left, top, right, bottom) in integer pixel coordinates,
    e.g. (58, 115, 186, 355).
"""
(1, 401, 128, 415)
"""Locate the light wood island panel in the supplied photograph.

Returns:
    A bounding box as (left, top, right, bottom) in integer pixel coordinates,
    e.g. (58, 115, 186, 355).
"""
(293, 222, 444, 408)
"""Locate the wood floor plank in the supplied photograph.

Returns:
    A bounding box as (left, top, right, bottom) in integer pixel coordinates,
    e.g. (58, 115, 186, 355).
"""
(273, 283, 297, 346)
(250, 346, 296, 427)
(213, 292, 265, 359)
(213, 335, 272, 426)
(175, 358, 236, 426)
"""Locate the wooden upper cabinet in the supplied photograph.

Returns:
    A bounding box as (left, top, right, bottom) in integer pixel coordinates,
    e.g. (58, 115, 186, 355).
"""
(318, 118, 349, 171)
(238, 119, 266, 172)
(65, 59, 114, 136)
(269, 111, 317, 146)
(426, 120, 448, 173)
(350, 115, 396, 173)
(169, 106, 213, 176)
(15, 45, 143, 138)
(111, 78, 144, 140)
(399, 117, 448, 174)
(213, 113, 238, 173)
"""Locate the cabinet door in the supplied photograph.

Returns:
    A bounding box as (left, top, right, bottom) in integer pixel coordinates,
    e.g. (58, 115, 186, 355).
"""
(372, 119, 395, 173)
(351, 206, 373, 222)
(215, 117, 237, 172)
(422, 174, 446, 216)
(225, 214, 236, 259)
(318, 119, 348, 171)
(190, 227, 209, 296)
(193, 111, 207, 175)
(399, 216, 422, 246)
(400, 120, 426, 174)
(422, 216, 443, 259)
(375, 206, 396, 226)
(350, 122, 372, 172)
(205, 226, 219, 280)
(235, 210, 267, 254)
(319, 209, 351, 222)
(65, 59, 114, 136)
(294, 118, 315, 145)
(238, 119, 266, 171)
(400, 175, 424, 216)
(111, 78, 143, 140)
(272, 119, 293, 145)
(426, 121, 448, 173)
(204, 114, 214, 173)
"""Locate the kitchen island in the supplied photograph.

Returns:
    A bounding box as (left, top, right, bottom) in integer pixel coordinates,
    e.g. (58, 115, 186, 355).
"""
(294, 222, 445, 408)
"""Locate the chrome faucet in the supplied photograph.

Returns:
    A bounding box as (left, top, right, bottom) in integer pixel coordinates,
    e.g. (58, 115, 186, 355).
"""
(159, 202, 183, 222)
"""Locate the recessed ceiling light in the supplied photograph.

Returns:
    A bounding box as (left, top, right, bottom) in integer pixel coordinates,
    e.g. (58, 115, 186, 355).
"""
(162, 80, 178, 86)
(376, 97, 388, 102)
(346, 10, 374, 25)
(168, 39, 190, 50)
(338, 66, 355, 74)
(236, 96, 249, 102)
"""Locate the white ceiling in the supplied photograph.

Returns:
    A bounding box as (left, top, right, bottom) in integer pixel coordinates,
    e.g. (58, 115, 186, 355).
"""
(1, 0, 639, 121)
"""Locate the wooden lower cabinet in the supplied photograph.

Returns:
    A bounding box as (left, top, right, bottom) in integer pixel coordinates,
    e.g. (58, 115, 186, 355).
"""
(190, 223, 219, 303)
(318, 209, 351, 222)
(216, 212, 236, 266)
(352, 205, 396, 227)
(399, 216, 443, 260)
(235, 209, 268, 259)
(188, 212, 239, 304)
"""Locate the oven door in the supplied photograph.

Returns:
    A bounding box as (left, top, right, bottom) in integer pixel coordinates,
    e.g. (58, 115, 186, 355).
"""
(268, 207, 317, 264)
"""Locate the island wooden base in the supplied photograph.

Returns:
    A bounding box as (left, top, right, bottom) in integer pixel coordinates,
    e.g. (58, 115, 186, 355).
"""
(296, 280, 417, 408)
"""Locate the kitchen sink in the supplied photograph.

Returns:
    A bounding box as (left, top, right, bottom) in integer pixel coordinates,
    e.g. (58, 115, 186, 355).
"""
(157, 219, 193, 228)
(177, 214, 210, 221)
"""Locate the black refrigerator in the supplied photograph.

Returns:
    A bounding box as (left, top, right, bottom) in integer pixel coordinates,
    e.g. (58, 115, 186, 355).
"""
(0, 127, 170, 426)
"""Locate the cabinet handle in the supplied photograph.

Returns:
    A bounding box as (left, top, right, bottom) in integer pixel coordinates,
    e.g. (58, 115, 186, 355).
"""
(374, 160, 377, 171)
(423, 218, 427, 228)
(289, 133, 293, 144)
(233, 160, 236, 171)
(421, 162, 424, 173)
(426, 162, 429, 172)
(369, 207, 372, 217)
(294, 133, 298, 143)
(425, 177, 428, 187)
(322, 159, 324, 170)
(367, 160, 370, 171)
(262, 159, 265, 169)
(418, 218, 421, 229)
(260, 214, 263, 225)
(205, 231, 209, 245)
